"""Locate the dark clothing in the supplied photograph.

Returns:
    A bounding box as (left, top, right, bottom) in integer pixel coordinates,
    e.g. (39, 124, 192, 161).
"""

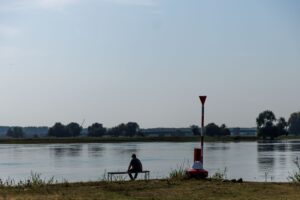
(128, 169, 139, 180)
(129, 158, 143, 172)
(128, 157, 143, 180)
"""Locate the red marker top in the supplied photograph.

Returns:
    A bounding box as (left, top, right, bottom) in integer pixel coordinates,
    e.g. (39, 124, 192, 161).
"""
(199, 96, 207, 105)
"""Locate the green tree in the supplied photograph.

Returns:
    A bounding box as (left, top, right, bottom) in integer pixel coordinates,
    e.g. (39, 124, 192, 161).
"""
(220, 124, 231, 136)
(87, 123, 106, 137)
(107, 127, 119, 137)
(107, 123, 126, 137)
(256, 110, 286, 139)
(6, 127, 25, 138)
(205, 123, 220, 136)
(107, 122, 140, 137)
(205, 123, 230, 136)
(288, 112, 300, 135)
(276, 117, 288, 136)
(48, 122, 82, 137)
(66, 122, 82, 137)
(48, 122, 67, 137)
(256, 110, 276, 139)
(125, 122, 139, 137)
(117, 123, 127, 136)
(256, 110, 276, 128)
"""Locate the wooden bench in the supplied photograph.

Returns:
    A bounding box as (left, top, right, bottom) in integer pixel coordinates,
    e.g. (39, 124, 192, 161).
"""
(107, 171, 150, 181)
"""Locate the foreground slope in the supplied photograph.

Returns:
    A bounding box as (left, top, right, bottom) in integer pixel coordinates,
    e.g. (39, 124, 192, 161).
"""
(0, 179, 299, 200)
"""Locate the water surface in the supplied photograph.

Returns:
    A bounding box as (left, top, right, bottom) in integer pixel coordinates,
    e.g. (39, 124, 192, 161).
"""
(0, 140, 300, 182)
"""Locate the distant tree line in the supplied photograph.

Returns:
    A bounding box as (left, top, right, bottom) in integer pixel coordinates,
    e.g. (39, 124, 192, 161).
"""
(48, 122, 82, 137)
(205, 123, 231, 136)
(288, 112, 300, 135)
(256, 110, 300, 139)
(4, 110, 300, 139)
(3, 122, 140, 138)
(190, 123, 231, 136)
(47, 121, 140, 138)
(6, 127, 25, 138)
(106, 122, 141, 137)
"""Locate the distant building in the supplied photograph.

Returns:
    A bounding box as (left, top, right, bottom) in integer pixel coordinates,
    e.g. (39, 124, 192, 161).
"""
(140, 128, 193, 137)
(229, 127, 257, 136)
(0, 126, 10, 137)
(0, 126, 49, 138)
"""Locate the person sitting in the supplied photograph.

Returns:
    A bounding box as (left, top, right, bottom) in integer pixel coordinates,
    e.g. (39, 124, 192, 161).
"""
(127, 154, 143, 180)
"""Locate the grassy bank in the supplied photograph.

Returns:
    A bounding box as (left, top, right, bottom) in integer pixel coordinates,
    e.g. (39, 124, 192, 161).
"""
(0, 179, 299, 200)
(0, 136, 260, 144)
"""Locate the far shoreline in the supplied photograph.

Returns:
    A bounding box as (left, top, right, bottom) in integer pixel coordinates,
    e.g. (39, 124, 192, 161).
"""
(0, 135, 298, 144)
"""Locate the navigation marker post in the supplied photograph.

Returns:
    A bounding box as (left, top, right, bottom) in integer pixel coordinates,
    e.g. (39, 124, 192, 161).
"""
(199, 96, 206, 164)
(187, 96, 208, 178)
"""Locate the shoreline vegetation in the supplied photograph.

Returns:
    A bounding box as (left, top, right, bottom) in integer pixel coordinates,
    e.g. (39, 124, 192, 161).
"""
(0, 179, 300, 199)
(0, 135, 299, 144)
(1, 158, 300, 199)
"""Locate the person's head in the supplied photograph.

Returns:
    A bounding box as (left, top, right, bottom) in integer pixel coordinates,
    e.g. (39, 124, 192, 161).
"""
(131, 154, 136, 158)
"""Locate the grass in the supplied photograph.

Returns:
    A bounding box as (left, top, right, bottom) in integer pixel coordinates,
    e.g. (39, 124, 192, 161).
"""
(0, 171, 57, 188)
(0, 136, 260, 144)
(0, 179, 300, 200)
(169, 161, 190, 180)
(211, 167, 228, 180)
(0, 169, 297, 200)
(288, 157, 300, 182)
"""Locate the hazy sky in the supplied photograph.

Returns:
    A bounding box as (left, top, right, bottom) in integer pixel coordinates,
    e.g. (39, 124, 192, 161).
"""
(0, 0, 299, 128)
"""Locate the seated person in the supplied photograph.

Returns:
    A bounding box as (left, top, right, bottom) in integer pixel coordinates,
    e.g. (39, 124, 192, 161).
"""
(127, 154, 143, 180)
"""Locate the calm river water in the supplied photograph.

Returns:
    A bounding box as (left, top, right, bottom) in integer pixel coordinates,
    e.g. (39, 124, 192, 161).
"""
(1, 140, 300, 182)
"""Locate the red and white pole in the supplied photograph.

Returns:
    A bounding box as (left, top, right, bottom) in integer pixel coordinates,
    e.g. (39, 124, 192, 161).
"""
(199, 96, 207, 164)
(186, 96, 209, 178)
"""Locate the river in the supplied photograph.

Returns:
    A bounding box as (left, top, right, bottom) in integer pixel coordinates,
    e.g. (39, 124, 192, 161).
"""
(0, 140, 300, 182)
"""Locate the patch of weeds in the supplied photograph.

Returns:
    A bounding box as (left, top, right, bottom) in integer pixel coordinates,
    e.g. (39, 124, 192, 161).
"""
(169, 160, 190, 180)
(62, 179, 71, 187)
(211, 167, 227, 181)
(288, 157, 300, 183)
(0, 177, 15, 187)
(101, 169, 108, 181)
(0, 171, 57, 189)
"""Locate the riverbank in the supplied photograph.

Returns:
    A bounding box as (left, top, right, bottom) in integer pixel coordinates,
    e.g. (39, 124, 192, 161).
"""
(0, 135, 297, 144)
(0, 179, 299, 200)
(0, 136, 260, 144)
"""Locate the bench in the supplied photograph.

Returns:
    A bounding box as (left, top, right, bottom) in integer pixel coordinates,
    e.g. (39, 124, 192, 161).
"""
(107, 171, 150, 181)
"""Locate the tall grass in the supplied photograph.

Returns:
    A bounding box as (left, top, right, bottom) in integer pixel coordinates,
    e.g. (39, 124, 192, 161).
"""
(288, 157, 300, 183)
(169, 160, 190, 180)
(0, 171, 57, 188)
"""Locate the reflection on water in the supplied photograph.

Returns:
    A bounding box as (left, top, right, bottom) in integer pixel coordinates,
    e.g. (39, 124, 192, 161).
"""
(111, 143, 140, 156)
(256, 141, 300, 181)
(0, 141, 300, 182)
(50, 144, 83, 158)
(290, 143, 300, 152)
(67, 145, 82, 157)
(257, 142, 275, 172)
(206, 143, 230, 151)
(88, 144, 105, 157)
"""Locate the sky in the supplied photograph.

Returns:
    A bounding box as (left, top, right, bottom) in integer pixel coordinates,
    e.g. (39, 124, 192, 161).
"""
(0, 0, 300, 128)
